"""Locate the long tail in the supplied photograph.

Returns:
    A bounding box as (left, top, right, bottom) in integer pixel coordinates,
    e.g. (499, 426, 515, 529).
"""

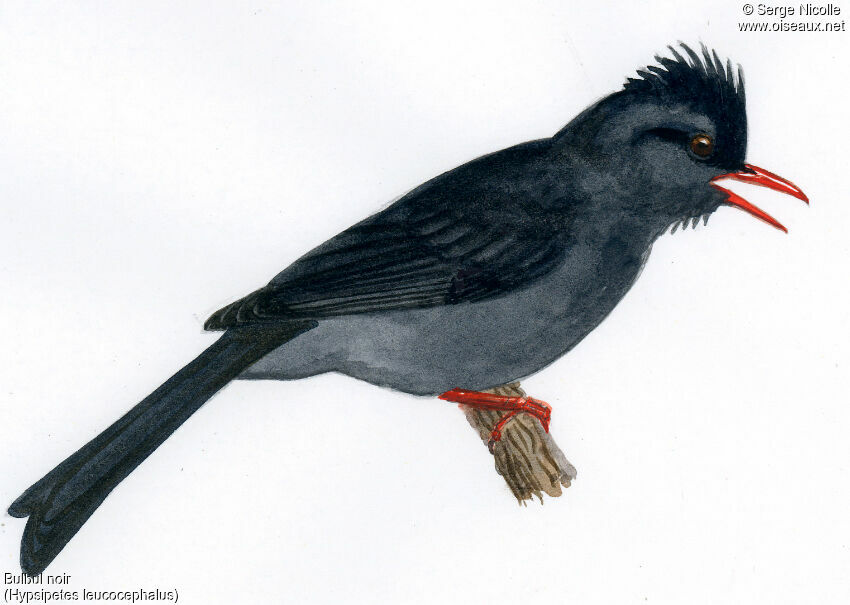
(8, 322, 314, 575)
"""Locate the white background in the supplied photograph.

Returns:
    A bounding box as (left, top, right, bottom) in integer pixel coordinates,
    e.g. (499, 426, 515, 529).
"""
(0, 2, 847, 603)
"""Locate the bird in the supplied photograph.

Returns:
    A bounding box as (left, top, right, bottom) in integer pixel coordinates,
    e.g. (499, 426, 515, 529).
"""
(8, 43, 807, 575)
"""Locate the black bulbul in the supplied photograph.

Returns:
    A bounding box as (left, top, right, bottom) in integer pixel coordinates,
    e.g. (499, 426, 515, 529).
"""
(9, 43, 808, 575)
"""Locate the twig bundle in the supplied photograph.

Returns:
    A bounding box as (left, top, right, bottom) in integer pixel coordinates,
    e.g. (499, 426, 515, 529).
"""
(460, 383, 576, 503)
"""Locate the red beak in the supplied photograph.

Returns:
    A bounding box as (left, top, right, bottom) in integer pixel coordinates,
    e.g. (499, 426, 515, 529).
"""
(710, 164, 809, 233)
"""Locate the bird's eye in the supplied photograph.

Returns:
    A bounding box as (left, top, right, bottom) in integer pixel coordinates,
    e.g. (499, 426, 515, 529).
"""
(689, 134, 714, 158)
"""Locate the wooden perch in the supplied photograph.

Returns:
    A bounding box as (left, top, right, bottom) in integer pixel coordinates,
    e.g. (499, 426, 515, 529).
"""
(461, 383, 576, 503)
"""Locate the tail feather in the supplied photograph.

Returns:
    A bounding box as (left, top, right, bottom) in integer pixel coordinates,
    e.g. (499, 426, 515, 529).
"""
(8, 322, 314, 575)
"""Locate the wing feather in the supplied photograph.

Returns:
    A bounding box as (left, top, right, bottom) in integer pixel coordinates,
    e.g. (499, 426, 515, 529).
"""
(204, 140, 573, 329)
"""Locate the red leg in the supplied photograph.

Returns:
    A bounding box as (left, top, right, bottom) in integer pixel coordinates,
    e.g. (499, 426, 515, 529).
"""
(439, 388, 552, 449)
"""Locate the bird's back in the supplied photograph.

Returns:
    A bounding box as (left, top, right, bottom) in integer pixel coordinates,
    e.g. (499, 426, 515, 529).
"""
(206, 138, 577, 330)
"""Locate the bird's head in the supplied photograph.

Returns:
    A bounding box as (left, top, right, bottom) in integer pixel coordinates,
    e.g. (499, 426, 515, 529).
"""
(556, 43, 807, 235)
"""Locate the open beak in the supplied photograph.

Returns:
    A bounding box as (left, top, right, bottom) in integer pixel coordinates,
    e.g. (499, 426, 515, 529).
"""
(710, 164, 809, 233)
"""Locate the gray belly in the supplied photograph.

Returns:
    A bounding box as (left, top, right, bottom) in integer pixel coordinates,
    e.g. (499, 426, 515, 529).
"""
(240, 240, 650, 395)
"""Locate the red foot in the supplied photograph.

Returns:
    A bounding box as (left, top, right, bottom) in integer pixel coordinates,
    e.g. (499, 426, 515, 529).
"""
(439, 388, 552, 451)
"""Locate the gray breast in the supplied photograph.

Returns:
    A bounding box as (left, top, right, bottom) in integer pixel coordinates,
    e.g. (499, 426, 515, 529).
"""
(240, 235, 651, 395)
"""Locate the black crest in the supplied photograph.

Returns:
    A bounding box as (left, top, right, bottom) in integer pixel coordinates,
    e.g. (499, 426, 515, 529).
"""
(625, 43, 747, 165)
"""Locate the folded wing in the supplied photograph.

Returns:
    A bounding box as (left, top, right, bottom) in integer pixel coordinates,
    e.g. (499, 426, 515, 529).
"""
(206, 142, 572, 329)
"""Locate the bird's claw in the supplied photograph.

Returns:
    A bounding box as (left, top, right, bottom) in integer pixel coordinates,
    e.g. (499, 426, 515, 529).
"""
(439, 388, 552, 451)
(487, 398, 551, 449)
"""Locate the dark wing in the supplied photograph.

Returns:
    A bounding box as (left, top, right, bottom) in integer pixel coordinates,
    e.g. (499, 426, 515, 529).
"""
(205, 141, 573, 329)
